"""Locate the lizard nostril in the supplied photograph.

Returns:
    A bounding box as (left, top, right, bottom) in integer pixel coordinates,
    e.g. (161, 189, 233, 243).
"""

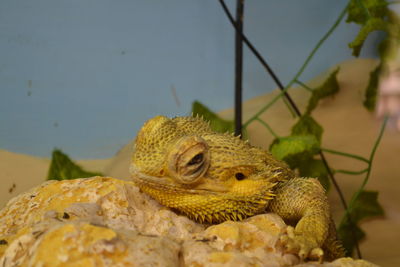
(235, 173, 246, 181)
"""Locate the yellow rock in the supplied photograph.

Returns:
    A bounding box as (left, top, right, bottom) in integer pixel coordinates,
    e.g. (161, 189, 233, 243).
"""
(0, 177, 379, 266)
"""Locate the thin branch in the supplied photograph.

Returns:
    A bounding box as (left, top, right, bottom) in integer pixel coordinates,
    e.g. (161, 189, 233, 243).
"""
(294, 79, 314, 92)
(356, 116, 388, 195)
(342, 116, 388, 258)
(334, 168, 369, 175)
(242, 2, 348, 124)
(218, 0, 301, 117)
(285, 3, 349, 90)
(219, 0, 351, 222)
(243, 87, 290, 128)
(319, 151, 362, 258)
(255, 117, 279, 138)
(234, 0, 244, 137)
(218, 0, 362, 258)
(321, 148, 370, 163)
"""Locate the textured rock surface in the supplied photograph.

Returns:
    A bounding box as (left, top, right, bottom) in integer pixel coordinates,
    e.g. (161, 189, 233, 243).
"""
(0, 177, 378, 267)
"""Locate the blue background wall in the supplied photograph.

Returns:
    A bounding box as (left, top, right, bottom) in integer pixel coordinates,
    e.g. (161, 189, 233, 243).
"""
(0, 1, 382, 158)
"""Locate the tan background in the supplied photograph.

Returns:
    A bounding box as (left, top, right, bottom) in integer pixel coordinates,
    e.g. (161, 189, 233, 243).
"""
(1, 58, 399, 266)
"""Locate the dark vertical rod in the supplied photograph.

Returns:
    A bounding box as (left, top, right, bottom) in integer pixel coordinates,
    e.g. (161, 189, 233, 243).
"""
(218, 0, 361, 258)
(234, 0, 244, 137)
(218, 0, 301, 117)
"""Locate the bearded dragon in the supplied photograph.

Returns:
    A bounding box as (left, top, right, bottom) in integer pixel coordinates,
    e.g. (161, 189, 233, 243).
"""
(130, 115, 344, 261)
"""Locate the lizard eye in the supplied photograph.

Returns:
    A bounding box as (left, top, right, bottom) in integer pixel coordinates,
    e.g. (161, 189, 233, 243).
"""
(188, 153, 203, 165)
(167, 136, 210, 184)
(235, 172, 246, 181)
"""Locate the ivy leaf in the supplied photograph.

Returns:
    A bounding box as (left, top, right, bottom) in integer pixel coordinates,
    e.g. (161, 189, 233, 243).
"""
(337, 219, 366, 257)
(305, 68, 340, 115)
(47, 149, 102, 180)
(192, 101, 236, 134)
(346, 0, 389, 25)
(298, 159, 330, 191)
(338, 190, 384, 255)
(363, 64, 381, 112)
(289, 116, 327, 188)
(192, 100, 234, 133)
(349, 190, 384, 221)
(291, 115, 324, 143)
(270, 135, 320, 168)
(348, 18, 388, 57)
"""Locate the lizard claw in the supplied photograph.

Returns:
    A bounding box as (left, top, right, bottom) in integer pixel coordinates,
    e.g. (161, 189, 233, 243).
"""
(280, 226, 324, 262)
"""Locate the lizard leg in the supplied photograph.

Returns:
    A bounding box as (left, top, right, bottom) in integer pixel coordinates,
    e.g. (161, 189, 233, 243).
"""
(269, 177, 331, 261)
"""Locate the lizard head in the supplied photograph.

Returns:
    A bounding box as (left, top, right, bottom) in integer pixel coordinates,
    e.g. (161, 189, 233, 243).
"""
(130, 115, 294, 223)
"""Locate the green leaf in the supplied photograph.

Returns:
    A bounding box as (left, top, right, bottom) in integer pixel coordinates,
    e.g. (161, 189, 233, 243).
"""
(346, 0, 389, 25)
(378, 37, 398, 60)
(378, 12, 400, 60)
(47, 149, 102, 181)
(289, 116, 327, 189)
(337, 219, 366, 257)
(305, 68, 340, 114)
(269, 135, 320, 168)
(192, 101, 235, 134)
(363, 64, 381, 112)
(298, 159, 330, 191)
(291, 115, 324, 143)
(338, 190, 384, 255)
(349, 190, 384, 222)
(348, 18, 388, 57)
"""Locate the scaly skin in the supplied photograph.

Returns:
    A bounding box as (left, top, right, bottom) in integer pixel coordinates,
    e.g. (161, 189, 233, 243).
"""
(130, 115, 344, 261)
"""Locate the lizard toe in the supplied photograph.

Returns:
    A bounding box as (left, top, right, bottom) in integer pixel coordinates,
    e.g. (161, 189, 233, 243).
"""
(280, 226, 324, 261)
(309, 248, 324, 263)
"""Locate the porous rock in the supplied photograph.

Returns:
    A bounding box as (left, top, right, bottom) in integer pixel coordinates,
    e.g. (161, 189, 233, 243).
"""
(0, 177, 378, 267)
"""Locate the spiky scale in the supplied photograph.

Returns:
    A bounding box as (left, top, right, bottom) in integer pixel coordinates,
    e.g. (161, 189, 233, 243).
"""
(131, 115, 345, 261)
(232, 213, 237, 221)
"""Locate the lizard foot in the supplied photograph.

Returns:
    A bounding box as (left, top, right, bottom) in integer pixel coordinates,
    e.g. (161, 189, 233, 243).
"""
(280, 226, 324, 262)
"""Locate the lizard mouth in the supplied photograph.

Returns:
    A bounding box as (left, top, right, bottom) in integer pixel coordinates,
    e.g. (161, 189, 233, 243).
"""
(130, 164, 277, 224)
(130, 164, 229, 193)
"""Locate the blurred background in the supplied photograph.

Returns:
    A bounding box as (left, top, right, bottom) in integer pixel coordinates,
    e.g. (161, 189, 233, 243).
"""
(0, 0, 385, 159)
(1, 1, 400, 265)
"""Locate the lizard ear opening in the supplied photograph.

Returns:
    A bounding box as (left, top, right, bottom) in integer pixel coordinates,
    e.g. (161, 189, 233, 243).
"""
(167, 136, 210, 184)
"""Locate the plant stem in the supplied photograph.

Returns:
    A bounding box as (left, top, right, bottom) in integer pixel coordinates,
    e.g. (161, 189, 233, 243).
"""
(256, 117, 279, 138)
(294, 79, 314, 92)
(243, 88, 290, 129)
(342, 116, 388, 258)
(334, 169, 369, 175)
(234, 0, 244, 137)
(285, 3, 349, 90)
(351, 116, 388, 201)
(219, 0, 351, 225)
(218, 0, 362, 258)
(319, 151, 362, 258)
(242, 2, 348, 126)
(217, 0, 301, 117)
(321, 148, 370, 163)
